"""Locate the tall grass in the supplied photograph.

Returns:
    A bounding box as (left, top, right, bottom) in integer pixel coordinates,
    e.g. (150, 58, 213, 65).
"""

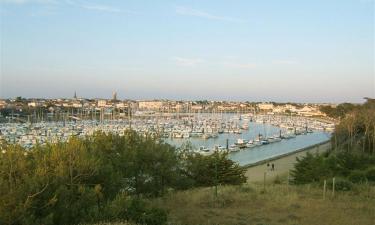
(86, 177, 375, 225)
(150, 182, 375, 225)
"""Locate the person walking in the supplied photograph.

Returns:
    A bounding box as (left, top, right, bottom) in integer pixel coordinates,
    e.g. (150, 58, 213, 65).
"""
(271, 163, 275, 171)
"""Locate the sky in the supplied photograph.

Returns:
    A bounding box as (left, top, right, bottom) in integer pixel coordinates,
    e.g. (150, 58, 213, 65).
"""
(0, 0, 374, 103)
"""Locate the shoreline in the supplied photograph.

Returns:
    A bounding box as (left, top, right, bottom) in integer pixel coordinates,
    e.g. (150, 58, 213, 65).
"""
(245, 140, 331, 182)
(243, 140, 331, 168)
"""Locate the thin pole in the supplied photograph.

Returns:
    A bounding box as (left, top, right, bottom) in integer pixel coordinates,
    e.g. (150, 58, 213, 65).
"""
(263, 172, 266, 192)
(215, 156, 218, 198)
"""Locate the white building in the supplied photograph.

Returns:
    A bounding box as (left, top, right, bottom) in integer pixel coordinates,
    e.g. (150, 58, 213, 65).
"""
(191, 105, 203, 110)
(297, 106, 324, 117)
(72, 102, 82, 108)
(116, 102, 128, 109)
(138, 101, 164, 110)
(0, 100, 7, 109)
(28, 101, 41, 107)
(98, 100, 108, 108)
(258, 103, 274, 111)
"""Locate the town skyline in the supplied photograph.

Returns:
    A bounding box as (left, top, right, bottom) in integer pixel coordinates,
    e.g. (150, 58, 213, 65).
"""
(0, 91, 371, 104)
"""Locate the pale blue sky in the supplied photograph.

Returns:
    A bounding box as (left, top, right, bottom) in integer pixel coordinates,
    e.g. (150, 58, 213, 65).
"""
(0, 0, 374, 102)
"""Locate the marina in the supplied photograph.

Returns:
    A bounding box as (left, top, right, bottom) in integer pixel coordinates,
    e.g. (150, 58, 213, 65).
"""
(1, 1, 372, 224)
(0, 113, 333, 166)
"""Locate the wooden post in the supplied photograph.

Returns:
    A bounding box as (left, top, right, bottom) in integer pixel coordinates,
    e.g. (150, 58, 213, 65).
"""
(263, 172, 266, 192)
(323, 179, 327, 200)
(332, 177, 335, 198)
(215, 158, 218, 198)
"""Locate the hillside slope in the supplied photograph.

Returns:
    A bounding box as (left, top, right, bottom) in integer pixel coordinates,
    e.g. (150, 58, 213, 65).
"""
(149, 183, 375, 225)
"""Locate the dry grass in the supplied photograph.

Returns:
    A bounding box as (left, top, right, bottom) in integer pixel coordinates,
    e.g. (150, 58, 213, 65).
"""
(150, 181, 375, 225)
(85, 222, 135, 225)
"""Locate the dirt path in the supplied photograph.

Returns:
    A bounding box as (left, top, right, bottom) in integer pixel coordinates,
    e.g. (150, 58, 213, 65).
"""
(245, 142, 331, 183)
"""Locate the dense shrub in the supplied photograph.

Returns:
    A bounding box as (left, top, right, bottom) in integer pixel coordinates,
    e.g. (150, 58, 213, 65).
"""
(0, 131, 245, 225)
(292, 151, 375, 185)
(348, 170, 368, 183)
(366, 167, 375, 182)
(327, 177, 353, 191)
(124, 198, 167, 225)
(97, 194, 167, 225)
(181, 151, 246, 187)
(291, 153, 331, 184)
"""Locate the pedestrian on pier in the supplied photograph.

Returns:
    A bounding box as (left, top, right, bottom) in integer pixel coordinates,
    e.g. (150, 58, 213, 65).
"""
(271, 163, 275, 171)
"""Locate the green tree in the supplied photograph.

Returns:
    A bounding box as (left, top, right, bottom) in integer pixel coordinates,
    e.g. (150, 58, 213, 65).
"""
(182, 151, 246, 186)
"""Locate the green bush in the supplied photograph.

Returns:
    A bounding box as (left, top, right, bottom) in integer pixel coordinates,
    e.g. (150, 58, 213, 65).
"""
(348, 170, 367, 183)
(125, 198, 167, 225)
(141, 207, 168, 225)
(182, 151, 246, 187)
(101, 195, 167, 225)
(365, 167, 375, 182)
(327, 177, 353, 191)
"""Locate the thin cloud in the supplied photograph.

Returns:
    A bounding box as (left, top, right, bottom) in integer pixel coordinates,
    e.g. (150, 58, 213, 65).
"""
(176, 6, 244, 23)
(0, 0, 56, 4)
(67, 1, 136, 14)
(272, 60, 298, 65)
(172, 57, 204, 66)
(2, 0, 137, 14)
(81, 4, 122, 13)
(224, 62, 257, 69)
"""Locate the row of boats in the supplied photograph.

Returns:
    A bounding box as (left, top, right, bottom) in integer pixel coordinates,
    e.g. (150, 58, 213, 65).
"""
(195, 131, 304, 155)
(0, 113, 334, 149)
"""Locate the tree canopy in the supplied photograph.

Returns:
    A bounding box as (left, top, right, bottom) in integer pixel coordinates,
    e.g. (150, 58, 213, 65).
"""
(292, 99, 375, 186)
(0, 130, 245, 225)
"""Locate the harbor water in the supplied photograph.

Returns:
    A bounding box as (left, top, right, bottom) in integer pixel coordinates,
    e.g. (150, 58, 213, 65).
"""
(166, 121, 331, 166)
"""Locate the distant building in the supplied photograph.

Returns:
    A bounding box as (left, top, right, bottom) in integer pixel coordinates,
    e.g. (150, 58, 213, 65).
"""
(0, 100, 7, 109)
(191, 105, 203, 111)
(272, 104, 298, 114)
(173, 103, 184, 111)
(116, 102, 128, 109)
(98, 100, 108, 108)
(258, 103, 274, 111)
(28, 101, 41, 107)
(112, 91, 117, 102)
(296, 106, 324, 117)
(138, 101, 164, 110)
(62, 102, 71, 107)
(72, 101, 82, 108)
(217, 105, 237, 111)
(272, 106, 285, 113)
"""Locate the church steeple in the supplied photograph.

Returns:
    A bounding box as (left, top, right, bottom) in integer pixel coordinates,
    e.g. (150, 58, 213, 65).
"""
(74, 91, 77, 99)
(112, 91, 117, 102)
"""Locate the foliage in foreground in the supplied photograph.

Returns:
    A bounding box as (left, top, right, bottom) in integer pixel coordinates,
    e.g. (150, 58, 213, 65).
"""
(0, 131, 245, 225)
(292, 99, 375, 187)
(292, 152, 375, 186)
